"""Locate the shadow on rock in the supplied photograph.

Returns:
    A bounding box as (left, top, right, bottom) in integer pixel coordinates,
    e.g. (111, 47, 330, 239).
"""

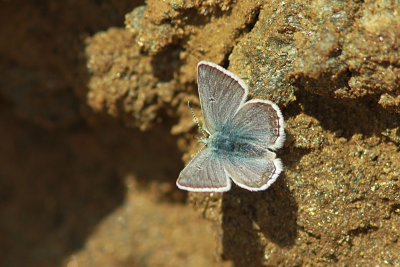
(297, 91, 400, 141)
(0, 113, 185, 267)
(221, 175, 297, 267)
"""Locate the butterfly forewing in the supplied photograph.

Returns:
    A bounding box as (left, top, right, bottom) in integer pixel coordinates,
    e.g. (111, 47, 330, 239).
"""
(197, 61, 248, 134)
(177, 148, 231, 192)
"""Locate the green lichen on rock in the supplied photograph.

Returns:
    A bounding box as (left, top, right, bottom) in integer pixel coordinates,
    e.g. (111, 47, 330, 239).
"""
(290, 0, 400, 113)
(229, 0, 300, 106)
(125, 5, 179, 55)
(290, 0, 358, 97)
(342, 0, 400, 102)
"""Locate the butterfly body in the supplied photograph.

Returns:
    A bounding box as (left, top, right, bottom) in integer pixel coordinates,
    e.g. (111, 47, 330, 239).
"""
(176, 61, 285, 192)
(208, 130, 265, 158)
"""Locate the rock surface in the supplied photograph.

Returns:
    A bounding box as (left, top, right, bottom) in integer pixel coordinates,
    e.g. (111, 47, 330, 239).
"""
(1, 0, 399, 266)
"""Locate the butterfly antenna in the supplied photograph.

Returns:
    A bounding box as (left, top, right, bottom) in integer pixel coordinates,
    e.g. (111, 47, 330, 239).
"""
(188, 101, 207, 138)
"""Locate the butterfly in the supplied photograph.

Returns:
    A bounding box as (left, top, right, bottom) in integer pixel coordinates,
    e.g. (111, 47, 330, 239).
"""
(176, 61, 285, 192)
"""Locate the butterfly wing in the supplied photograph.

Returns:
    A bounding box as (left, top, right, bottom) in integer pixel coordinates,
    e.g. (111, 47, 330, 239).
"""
(181, 62, 285, 192)
(176, 147, 231, 192)
(222, 151, 283, 191)
(221, 99, 285, 190)
(228, 99, 285, 151)
(197, 61, 248, 134)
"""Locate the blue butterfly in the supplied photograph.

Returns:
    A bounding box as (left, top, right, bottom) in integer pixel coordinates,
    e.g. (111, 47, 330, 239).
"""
(177, 61, 285, 192)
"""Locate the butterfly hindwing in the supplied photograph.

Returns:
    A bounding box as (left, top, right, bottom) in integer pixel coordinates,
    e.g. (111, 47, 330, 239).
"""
(227, 99, 285, 151)
(222, 150, 283, 191)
